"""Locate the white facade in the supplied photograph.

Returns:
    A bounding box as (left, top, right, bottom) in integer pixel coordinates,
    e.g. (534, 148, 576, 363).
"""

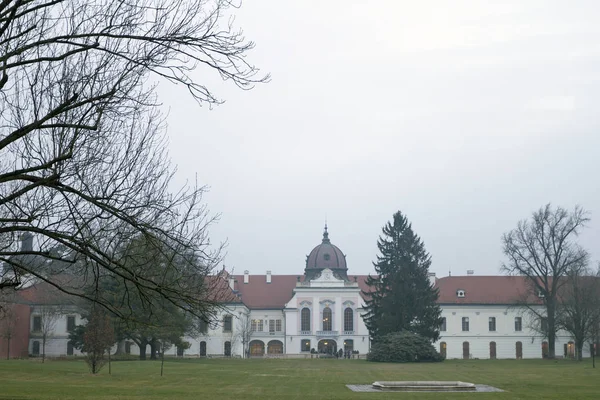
(28, 305, 84, 357)
(436, 304, 592, 359)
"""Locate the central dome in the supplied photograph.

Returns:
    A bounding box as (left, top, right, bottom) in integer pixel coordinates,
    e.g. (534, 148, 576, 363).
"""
(304, 225, 348, 280)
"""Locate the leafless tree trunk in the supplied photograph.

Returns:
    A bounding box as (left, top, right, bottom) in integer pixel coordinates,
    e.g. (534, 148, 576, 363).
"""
(502, 204, 589, 359)
(38, 305, 61, 363)
(0, 302, 18, 359)
(235, 310, 252, 358)
(0, 0, 267, 319)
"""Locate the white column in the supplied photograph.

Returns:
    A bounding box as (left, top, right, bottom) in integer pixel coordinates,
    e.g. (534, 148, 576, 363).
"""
(313, 296, 320, 332)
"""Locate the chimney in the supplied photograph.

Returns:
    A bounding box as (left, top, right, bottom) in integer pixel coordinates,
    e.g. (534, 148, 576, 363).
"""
(266, 270, 272, 284)
(244, 270, 249, 284)
(428, 272, 436, 287)
(467, 270, 474, 275)
(228, 277, 235, 290)
(21, 232, 33, 252)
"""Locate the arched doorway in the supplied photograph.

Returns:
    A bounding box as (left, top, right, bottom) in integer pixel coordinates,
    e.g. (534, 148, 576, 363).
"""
(462, 341, 469, 360)
(200, 341, 206, 356)
(566, 341, 575, 359)
(32, 341, 40, 356)
(318, 339, 337, 355)
(516, 341, 523, 359)
(542, 341, 549, 359)
(249, 340, 265, 357)
(440, 342, 447, 359)
(489, 342, 496, 359)
(267, 340, 283, 354)
(343, 339, 354, 352)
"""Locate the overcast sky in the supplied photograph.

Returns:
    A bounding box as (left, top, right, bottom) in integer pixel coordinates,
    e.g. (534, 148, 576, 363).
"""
(158, 0, 599, 277)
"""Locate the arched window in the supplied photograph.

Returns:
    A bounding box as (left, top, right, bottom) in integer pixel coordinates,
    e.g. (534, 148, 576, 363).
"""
(322, 307, 332, 331)
(200, 341, 207, 356)
(224, 341, 231, 357)
(343, 308, 353, 332)
(301, 308, 311, 332)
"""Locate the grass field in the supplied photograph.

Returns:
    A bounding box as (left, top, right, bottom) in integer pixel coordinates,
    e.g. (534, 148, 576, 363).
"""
(0, 358, 598, 399)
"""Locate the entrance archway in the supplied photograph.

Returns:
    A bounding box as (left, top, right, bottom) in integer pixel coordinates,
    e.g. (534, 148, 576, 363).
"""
(249, 340, 265, 357)
(343, 339, 354, 352)
(440, 342, 447, 359)
(318, 339, 337, 355)
(267, 340, 283, 354)
(462, 341, 470, 360)
(489, 342, 496, 359)
(542, 341, 548, 358)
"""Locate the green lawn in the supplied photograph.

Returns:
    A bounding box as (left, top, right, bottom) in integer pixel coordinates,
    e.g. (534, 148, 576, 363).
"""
(0, 358, 598, 399)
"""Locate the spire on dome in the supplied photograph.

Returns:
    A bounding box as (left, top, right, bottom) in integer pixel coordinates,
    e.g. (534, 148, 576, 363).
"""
(322, 223, 330, 243)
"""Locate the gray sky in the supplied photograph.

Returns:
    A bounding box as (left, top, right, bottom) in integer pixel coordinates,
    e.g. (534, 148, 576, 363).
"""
(158, 0, 600, 277)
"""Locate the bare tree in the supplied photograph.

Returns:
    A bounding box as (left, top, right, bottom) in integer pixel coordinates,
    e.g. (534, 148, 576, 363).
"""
(34, 305, 62, 363)
(83, 307, 115, 374)
(0, 0, 267, 319)
(502, 204, 590, 359)
(0, 302, 18, 359)
(235, 310, 252, 358)
(557, 266, 600, 361)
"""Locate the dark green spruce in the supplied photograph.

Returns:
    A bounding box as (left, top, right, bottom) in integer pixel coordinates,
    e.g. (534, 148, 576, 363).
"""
(363, 211, 443, 342)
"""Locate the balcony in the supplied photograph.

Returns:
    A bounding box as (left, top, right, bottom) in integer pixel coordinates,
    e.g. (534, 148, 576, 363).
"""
(316, 330, 339, 337)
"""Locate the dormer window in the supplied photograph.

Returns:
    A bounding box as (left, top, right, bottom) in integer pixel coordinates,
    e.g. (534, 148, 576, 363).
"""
(323, 253, 330, 261)
(457, 290, 465, 298)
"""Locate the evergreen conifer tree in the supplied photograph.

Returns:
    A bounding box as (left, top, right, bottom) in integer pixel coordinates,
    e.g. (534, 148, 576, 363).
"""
(363, 211, 443, 342)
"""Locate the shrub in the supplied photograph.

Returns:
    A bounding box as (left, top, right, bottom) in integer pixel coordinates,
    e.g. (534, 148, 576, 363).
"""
(367, 331, 444, 363)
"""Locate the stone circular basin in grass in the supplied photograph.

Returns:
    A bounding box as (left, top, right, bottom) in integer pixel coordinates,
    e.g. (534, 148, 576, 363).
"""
(372, 381, 477, 392)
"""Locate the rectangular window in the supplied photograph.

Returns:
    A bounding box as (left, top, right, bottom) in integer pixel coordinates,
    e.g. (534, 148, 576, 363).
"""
(67, 342, 74, 356)
(440, 317, 446, 332)
(251, 319, 264, 332)
(514, 317, 522, 332)
(489, 317, 496, 332)
(276, 319, 282, 332)
(462, 317, 469, 332)
(223, 315, 232, 332)
(32, 316, 41, 332)
(198, 319, 208, 334)
(269, 319, 275, 333)
(67, 316, 76, 332)
(541, 317, 548, 333)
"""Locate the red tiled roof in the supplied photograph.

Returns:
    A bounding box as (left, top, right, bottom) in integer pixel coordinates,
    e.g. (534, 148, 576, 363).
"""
(435, 275, 541, 305)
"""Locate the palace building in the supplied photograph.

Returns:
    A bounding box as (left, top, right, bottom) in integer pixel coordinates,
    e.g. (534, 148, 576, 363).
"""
(1, 227, 595, 360)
